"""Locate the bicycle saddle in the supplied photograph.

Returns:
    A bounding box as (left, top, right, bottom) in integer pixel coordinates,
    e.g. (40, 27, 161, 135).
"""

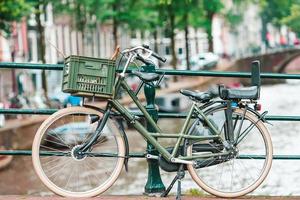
(180, 89, 213, 103)
(218, 85, 259, 100)
(132, 70, 160, 82)
(218, 60, 261, 100)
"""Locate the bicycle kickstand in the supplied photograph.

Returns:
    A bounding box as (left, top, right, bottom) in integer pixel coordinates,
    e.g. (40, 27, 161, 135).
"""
(161, 164, 185, 200)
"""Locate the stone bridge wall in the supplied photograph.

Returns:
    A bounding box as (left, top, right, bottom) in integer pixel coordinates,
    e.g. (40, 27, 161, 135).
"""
(235, 49, 300, 73)
(232, 48, 300, 85)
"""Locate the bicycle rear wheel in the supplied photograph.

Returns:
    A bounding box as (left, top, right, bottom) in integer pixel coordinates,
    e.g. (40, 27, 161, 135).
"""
(187, 107, 272, 198)
(32, 106, 125, 197)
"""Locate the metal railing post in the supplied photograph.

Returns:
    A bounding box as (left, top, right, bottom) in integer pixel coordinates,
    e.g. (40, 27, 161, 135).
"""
(143, 65, 165, 195)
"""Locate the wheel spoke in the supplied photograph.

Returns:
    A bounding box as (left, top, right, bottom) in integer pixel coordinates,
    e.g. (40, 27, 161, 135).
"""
(47, 129, 71, 149)
(40, 145, 67, 153)
(32, 108, 124, 197)
(72, 114, 79, 146)
(187, 107, 272, 197)
(43, 138, 70, 149)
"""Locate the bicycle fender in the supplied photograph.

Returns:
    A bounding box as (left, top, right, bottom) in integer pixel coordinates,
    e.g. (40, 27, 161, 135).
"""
(83, 104, 106, 113)
(246, 106, 268, 123)
(204, 103, 268, 124)
(83, 105, 130, 172)
(83, 104, 121, 117)
(116, 118, 130, 172)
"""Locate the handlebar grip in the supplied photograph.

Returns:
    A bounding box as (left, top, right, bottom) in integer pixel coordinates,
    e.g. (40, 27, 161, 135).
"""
(136, 54, 152, 65)
(142, 44, 150, 49)
(152, 51, 167, 63)
(142, 44, 166, 63)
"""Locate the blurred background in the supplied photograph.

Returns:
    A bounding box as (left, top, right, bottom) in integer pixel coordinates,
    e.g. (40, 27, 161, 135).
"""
(1, 0, 300, 196)
(1, 0, 300, 107)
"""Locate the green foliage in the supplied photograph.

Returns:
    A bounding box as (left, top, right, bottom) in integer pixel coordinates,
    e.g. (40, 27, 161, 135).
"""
(152, 0, 243, 52)
(185, 188, 206, 196)
(224, 0, 246, 30)
(282, 4, 300, 35)
(259, 0, 293, 27)
(188, 0, 223, 31)
(51, 0, 91, 31)
(259, 0, 300, 35)
(199, 0, 223, 51)
(0, 0, 251, 55)
(202, 0, 223, 14)
(90, 0, 146, 31)
(134, 0, 164, 32)
(0, 0, 31, 33)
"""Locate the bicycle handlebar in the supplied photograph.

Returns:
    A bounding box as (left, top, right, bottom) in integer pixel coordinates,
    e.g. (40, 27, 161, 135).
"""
(142, 44, 166, 63)
(122, 45, 166, 63)
(120, 45, 166, 76)
(136, 54, 152, 65)
(152, 51, 167, 63)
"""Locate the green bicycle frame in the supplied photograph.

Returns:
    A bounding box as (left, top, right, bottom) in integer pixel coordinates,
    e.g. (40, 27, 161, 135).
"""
(106, 75, 224, 162)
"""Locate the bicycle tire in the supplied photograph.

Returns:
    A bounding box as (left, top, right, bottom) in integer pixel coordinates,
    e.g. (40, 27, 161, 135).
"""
(32, 106, 125, 197)
(187, 107, 272, 198)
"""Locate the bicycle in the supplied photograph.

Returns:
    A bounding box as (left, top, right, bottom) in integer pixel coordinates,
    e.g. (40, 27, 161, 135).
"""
(32, 45, 273, 198)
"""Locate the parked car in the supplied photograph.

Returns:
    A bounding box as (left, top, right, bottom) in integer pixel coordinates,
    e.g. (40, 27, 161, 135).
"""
(178, 52, 219, 70)
(197, 52, 219, 69)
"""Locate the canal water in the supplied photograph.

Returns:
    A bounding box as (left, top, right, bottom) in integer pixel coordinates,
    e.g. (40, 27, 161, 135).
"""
(1, 81, 300, 196)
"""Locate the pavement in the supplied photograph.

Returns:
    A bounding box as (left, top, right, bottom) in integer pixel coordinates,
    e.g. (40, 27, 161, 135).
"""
(1, 196, 300, 200)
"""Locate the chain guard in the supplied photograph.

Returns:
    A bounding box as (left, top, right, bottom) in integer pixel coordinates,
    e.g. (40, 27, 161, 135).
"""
(158, 142, 224, 172)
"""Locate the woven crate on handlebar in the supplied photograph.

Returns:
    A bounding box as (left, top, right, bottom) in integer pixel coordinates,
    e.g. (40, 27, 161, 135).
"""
(62, 55, 116, 98)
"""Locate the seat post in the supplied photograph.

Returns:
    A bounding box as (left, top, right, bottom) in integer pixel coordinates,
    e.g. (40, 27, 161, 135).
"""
(225, 100, 234, 143)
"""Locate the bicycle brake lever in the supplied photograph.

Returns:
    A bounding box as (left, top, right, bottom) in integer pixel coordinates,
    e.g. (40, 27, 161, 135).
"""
(155, 73, 165, 88)
(142, 44, 150, 49)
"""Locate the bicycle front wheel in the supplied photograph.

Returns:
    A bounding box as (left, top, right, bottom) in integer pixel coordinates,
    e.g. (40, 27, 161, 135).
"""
(187, 107, 272, 198)
(32, 106, 125, 197)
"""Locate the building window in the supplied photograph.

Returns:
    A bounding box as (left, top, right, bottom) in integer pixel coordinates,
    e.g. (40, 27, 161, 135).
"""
(165, 46, 170, 55)
(178, 48, 183, 55)
(131, 31, 137, 39)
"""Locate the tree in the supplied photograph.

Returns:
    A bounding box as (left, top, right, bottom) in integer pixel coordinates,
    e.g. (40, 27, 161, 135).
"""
(188, 0, 225, 53)
(282, 3, 300, 36)
(189, 1, 205, 55)
(36, 1, 47, 94)
(27, 0, 50, 98)
(259, 0, 295, 45)
(224, 0, 244, 30)
(162, 2, 178, 78)
(259, 0, 292, 27)
(129, 0, 163, 52)
(0, 0, 31, 95)
(201, 0, 223, 52)
(0, 0, 30, 33)
(93, 0, 144, 49)
(52, 0, 92, 54)
(157, 0, 224, 72)
(177, 0, 198, 70)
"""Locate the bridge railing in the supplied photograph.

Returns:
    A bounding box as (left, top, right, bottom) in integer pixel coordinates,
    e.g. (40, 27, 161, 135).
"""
(1, 62, 300, 194)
